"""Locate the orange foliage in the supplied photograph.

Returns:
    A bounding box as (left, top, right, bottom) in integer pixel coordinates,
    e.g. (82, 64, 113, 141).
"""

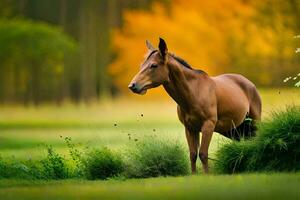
(109, 0, 296, 96)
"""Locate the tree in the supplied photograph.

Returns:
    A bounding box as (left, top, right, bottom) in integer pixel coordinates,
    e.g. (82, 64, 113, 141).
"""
(109, 0, 300, 96)
(0, 19, 77, 104)
(0, 0, 160, 103)
(109, 0, 255, 96)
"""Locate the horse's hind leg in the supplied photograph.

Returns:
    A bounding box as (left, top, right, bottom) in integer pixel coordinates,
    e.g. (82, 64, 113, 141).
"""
(249, 104, 261, 121)
(246, 89, 262, 137)
(185, 127, 199, 174)
(249, 88, 262, 121)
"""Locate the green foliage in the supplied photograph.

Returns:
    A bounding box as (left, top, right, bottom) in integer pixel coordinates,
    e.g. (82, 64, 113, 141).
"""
(0, 157, 8, 178)
(0, 135, 188, 180)
(0, 19, 76, 61)
(214, 141, 254, 173)
(125, 137, 189, 178)
(250, 106, 300, 171)
(40, 145, 69, 179)
(0, 138, 189, 180)
(0, 18, 77, 103)
(0, 156, 43, 179)
(64, 137, 85, 178)
(0, 140, 81, 180)
(82, 147, 124, 180)
(215, 106, 300, 173)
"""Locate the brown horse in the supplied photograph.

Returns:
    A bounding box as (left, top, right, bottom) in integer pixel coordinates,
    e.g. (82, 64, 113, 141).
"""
(128, 38, 262, 173)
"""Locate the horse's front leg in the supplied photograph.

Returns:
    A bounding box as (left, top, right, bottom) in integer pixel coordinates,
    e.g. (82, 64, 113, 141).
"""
(184, 127, 199, 174)
(199, 120, 216, 173)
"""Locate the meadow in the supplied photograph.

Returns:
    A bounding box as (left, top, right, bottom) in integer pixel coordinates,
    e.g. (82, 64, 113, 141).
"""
(0, 88, 300, 199)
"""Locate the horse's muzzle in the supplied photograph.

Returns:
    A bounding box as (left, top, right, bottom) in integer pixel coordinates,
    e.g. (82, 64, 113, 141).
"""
(128, 83, 138, 92)
(128, 83, 147, 95)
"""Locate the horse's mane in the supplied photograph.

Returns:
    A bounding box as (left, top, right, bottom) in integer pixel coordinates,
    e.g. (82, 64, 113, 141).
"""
(170, 53, 207, 75)
(147, 50, 206, 75)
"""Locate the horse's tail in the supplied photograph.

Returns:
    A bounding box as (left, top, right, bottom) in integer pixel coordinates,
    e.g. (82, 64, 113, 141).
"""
(229, 118, 258, 141)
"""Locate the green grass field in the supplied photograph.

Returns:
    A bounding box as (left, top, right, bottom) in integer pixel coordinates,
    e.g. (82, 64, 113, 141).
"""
(1, 174, 300, 200)
(0, 88, 299, 199)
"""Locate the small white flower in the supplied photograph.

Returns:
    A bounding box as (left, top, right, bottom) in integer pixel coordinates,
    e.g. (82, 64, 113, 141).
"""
(295, 81, 300, 87)
(296, 48, 300, 53)
(283, 77, 293, 82)
(294, 35, 300, 38)
(293, 77, 297, 80)
(298, 73, 300, 76)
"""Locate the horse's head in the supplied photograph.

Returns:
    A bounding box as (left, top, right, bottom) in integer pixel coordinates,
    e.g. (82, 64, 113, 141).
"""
(128, 38, 170, 95)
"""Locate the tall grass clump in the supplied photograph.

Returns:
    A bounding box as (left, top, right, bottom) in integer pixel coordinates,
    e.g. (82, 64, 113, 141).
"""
(82, 147, 124, 180)
(0, 145, 70, 179)
(0, 156, 46, 179)
(0, 142, 124, 180)
(250, 106, 300, 171)
(215, 106, 300, 173)
(0, 137, 189, 180)
(0, 157, 10, 178)
(41, 145, 69, 179)
(125, 137, 189, 178)
(64, 137, 85, 178)
(214, 141, 254, 173)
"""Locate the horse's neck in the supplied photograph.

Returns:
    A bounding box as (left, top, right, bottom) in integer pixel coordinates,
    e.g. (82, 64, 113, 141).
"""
(163, 58, 208, 112)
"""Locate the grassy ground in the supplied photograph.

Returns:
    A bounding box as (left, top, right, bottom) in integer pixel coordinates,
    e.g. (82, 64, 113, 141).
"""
(0, 88, 299, 199)
(0, 174, 299, 200)
(0, 88, 299, 160)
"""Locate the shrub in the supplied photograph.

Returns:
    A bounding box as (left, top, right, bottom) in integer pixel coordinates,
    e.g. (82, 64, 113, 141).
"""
(125, 137, 189, 178)
(0, 136, 189, 180)
(82, 147, 124, 180)
(214, 141, 254, 173)
(64, 137, 85, 178)
(250, 106, 300, 171)
(40, 145, 69, 179)
(0, 156, 43, 179)
(215, 106, 300, 173)
(0, 156, 10, 178)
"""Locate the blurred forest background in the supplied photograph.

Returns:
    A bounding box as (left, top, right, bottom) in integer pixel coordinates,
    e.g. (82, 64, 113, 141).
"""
(0, 0, 299, 105)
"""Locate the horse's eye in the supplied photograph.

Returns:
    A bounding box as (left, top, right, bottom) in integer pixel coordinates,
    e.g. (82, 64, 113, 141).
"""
(150, 64, 158, 69)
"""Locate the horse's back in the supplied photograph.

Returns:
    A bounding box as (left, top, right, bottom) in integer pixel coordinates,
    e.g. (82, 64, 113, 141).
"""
(212, 73, 259, 104)
(213, 73, 255, 89)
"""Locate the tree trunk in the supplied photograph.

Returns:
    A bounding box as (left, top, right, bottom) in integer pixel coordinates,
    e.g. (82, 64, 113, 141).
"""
(79, 0, 98, 102)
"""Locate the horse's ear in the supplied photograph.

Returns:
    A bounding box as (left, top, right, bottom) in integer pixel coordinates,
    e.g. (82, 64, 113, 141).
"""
(158, 37, 168, 59)
(146, 40, 155, 51)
